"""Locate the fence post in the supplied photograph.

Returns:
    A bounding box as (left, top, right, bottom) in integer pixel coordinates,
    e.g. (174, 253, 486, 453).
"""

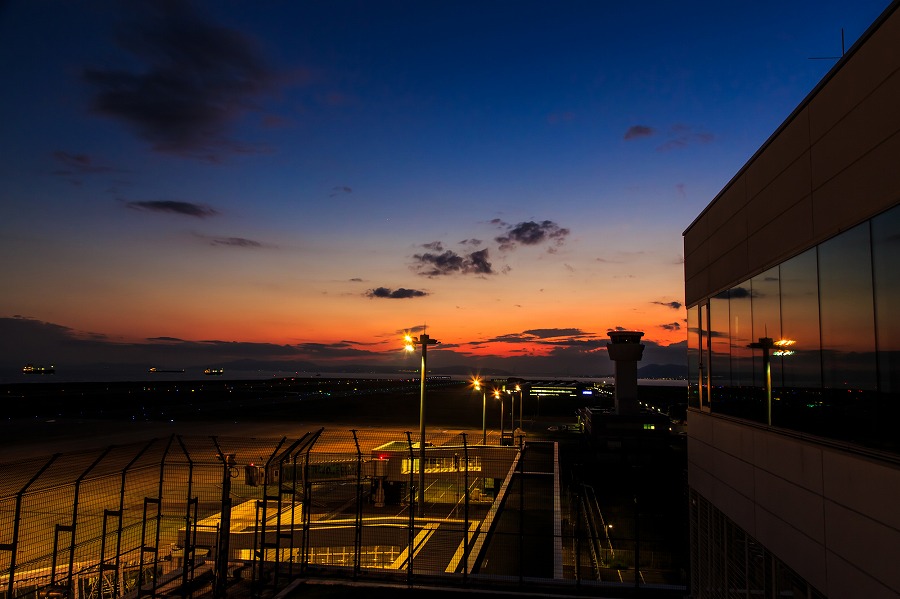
(405, 431, 415, 586)
(98, 439, 157, 598)
(2, 453, 59, 599)
(462, 433, 469, 583)
(351, 430, 363, 578)
(518, 436, 525, 585)
(174, 436, 197, 598)
(211, 438, 235, 599)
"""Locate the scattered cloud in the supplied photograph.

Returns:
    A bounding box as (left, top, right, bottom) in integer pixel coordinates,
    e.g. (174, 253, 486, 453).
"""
(366, 287, 427, 299)
(412, 248, 493, 276)
(83, 2, 275, 159)
(495, 220, 569, 252)
(624, 125, 655, 140)
(458, 238, 482, 246)
(52, 151, 122, 174)
(657, 124, 714, 152)
(522, 328, 588, 338)
(421, 241, 444, 252)
(329, 186, 352, 197)
(291, 341, 377, 360)
(349, 278, 363, 282)
(652, 301, 683, 310)
(125, 200, 218, 218)
(210, 236, 263, 248)
(660, 322, 682, 331)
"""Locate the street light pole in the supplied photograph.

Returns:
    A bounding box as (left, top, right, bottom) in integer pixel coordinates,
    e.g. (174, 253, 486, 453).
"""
(405, 332, 439, 515)
(509, 389, 515, 436)
(474, 379, 486, 445)
(516, 384, 522, 432)
(495, 390, 503, 445)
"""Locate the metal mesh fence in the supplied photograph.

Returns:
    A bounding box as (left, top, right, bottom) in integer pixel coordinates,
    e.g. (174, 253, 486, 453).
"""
(1, 428, 685, 599)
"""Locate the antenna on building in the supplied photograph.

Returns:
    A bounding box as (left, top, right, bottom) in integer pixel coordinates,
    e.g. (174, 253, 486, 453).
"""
(808, 28, 845, 61)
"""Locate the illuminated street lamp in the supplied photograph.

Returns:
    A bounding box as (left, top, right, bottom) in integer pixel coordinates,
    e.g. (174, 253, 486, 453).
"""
(506, 384, 522, 435)
(404, 331, 439, 514)
(494, 389, 504, 445)
(515, 384, 522, 432)
(473, 378, 487, 445)
(748, 337, 796, 426)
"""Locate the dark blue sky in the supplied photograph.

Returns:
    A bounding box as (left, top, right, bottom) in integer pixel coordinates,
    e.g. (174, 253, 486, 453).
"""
(0, 0, 890, 375)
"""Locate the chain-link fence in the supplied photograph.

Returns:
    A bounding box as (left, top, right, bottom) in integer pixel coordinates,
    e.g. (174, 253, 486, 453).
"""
(1, 427, 686, 599)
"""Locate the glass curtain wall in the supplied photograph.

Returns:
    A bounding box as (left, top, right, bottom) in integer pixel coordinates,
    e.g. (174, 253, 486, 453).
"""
(687, 203, 900, 454)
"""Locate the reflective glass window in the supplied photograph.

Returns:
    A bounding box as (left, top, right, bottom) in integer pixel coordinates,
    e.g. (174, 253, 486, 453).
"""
(780, 249, 821, 388)
(729, 282, 754, 387)
(700, 302, 710, 409)
(751, 267, 781, 385)
(709, 291, 731, 389)
(818, 223, 877, 390)
(687, 305, 700, 408)
(872, 203, 900, 393)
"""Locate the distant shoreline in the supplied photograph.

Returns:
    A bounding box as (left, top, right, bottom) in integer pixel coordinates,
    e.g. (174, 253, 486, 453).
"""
(1, 369, 687, 386)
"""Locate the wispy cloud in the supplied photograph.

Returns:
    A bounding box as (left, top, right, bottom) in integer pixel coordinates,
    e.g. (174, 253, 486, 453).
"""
(652, 300, 683, 310)
(83, 2, 275, 160)
(412, 248, 493, 276)
(210, 236, 263, 248)
(522, 328, 587, 338)
(329, 186, 352, 197)
(660, 322, 682, 331)
(125, 200, 218, 218)
(624, 125, 655, 140)
(52, 151, 122, 174)
(366, 287, 428, 299)
(494, 220, 569, 252)
(657, 124, 714, 152)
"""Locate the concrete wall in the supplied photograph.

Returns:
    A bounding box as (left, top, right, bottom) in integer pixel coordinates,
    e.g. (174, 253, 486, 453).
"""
(688, 409, 900, 598)
(684, 2, 900, 307)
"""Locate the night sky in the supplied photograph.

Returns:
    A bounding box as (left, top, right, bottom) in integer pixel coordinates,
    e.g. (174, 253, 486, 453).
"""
(0, 1, 890, 376)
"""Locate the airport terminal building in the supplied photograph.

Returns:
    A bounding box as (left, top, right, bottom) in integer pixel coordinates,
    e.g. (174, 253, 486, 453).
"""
(683, 1, 900, 597)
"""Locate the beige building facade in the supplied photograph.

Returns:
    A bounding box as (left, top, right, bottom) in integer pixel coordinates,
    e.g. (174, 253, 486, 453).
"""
(683, 1, 900, 597)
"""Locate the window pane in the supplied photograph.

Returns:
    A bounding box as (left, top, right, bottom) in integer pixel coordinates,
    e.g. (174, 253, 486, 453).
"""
(872, 203, 900, 393)
(818, 223, 876, 390)
(752, 266, 781, 385)
(710, 291, 731, 389)
(700, 302, 710, 408)
(729, 283, 754, 388)
(780, 248, 821, 388)
(687, 305, 700, 408)
(728, 281, 763, 422)
(871, 203, 900, 452)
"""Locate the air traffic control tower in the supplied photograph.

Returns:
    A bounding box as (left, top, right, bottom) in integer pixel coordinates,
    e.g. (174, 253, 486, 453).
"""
(606, 330, 644, 414)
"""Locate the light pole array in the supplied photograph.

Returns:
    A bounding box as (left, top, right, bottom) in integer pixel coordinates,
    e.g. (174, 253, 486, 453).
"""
(404, 332, 439, 514)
